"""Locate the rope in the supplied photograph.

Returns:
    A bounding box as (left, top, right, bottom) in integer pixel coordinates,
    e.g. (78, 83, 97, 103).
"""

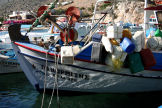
(47, 42, 60, 108)
(40, 49, 49, 108)
(47, 54, 57, 108)
(56, 55, 60, 108)
(41, 42, 58, 108)
(84, 25, 100, 45)
(79, 13, 109, 44)
(47, 53, 60, 108)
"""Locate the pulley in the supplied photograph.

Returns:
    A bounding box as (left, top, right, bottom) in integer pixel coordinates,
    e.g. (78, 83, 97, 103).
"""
(37, 6, 49, 17)
(66, 6, 81, 25)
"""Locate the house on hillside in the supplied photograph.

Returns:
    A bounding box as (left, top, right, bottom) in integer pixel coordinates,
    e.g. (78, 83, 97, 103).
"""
(3, 11, 35, 24)
(8, 11, 34, 21)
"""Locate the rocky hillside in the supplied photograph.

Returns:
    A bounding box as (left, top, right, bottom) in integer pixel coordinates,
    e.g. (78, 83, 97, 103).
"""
(115, 1, 145, 24)
(0, 0, 145, 24)
(0, 0, 53, 17)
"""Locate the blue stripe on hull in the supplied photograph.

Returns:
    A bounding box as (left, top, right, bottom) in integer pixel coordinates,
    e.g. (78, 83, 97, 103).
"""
(149, 52, 162, 70)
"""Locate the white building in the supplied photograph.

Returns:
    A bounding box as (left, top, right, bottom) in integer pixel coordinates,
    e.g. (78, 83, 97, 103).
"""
(8, 11, 34, 20)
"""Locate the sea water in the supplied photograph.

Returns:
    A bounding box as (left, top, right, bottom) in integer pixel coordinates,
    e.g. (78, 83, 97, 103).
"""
(0, 26, 162, 108)
(0, 73, 162, 108)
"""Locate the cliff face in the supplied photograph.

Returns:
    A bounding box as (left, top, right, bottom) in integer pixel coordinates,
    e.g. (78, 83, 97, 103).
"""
(57, 0, 145, 24)
(94, 1, 144, 24)
(114, 1, 144, 24)
(0, 0, 145, 24)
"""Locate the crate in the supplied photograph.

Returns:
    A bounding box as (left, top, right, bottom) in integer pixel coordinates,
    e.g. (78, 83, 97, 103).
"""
(61, 46, 74, 64)
(107, 25, 123, 38)
(91, 42, 104, 63)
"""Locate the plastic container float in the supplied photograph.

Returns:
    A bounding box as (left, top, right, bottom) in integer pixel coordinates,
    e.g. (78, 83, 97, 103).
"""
(140, 48, 156, 67)
(120, 37, 135, 54)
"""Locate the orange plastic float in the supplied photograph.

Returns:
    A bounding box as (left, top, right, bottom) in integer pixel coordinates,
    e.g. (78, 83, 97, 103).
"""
(37, 6, 49, 17)
(60, 28, 78, 43)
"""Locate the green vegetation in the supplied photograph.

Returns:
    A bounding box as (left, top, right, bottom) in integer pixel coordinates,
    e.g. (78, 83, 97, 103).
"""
(54, 9, 66, 15)
(88, 3, 94, 12)
(81, 12, 92, 18)
(80, 7, 85, 10)
(100, 3, 112, 10)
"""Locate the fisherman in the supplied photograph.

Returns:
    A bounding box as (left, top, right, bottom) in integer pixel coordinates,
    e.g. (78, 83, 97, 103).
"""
(38, 39, 45, 47)
(33, 37, 38, 44)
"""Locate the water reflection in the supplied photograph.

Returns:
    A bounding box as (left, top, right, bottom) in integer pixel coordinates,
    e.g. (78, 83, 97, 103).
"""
(33, 91, 162, 108)
(0, 73, 39, 108)
(1, 73, 162, 108)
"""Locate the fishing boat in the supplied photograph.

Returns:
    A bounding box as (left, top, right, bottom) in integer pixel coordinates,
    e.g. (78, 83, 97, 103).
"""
(8, 0, 162, 93)
(0, 48, 22, 74)
(0, 24, 9, 31)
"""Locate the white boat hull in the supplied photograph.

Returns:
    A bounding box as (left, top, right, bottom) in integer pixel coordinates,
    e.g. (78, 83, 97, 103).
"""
(0, 58, 22, 74)
(12, 42, 162, 93)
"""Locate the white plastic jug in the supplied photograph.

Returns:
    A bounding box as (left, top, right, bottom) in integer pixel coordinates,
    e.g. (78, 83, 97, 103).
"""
(147, 37, 162, 50)
(106, 24, 123, 39)
(132, 31, 145, 52)
(101, 36, 113, 53)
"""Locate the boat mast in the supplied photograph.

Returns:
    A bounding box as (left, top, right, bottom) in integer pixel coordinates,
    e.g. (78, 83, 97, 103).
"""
(144, 0, 148, 38)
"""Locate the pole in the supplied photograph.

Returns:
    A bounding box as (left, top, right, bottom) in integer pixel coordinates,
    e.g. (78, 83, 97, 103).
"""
(144, 0, 148, 38)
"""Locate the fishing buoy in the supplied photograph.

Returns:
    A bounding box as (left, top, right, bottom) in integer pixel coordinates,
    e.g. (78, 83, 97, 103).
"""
(140, 48, 156, 67)
(110, 38, 119, 45)
(147, 37, 162, 50)
(101, 36, 113, 53)
(132, 31, 145, 52)
(120, 37, 135, 54)
(37, 6, 49, 17)
(122, 29, 132, 39)
(60, 28, 78, 43)
(66, 6, 80, 25)
(155, 29, 162, 37)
